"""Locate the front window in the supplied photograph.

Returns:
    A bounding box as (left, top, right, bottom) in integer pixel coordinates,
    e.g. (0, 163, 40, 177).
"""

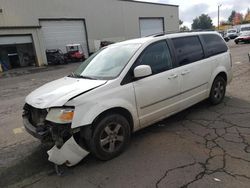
(67, 45, 79, 52)
(73, 44, 141, 80)
(135, 41, 172, 74)
(228, 30, 236, 33)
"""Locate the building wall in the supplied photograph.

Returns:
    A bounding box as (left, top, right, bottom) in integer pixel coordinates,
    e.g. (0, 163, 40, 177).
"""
(120, 1, 179, 38)
(0, 0, 179, 66)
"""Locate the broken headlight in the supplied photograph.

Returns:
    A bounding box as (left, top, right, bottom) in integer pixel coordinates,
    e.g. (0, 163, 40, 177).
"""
(46, 107, 74, 124)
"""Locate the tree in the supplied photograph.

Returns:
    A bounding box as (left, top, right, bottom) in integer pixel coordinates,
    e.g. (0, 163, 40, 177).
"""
(247, 8, 250, 14)
(244, 8, 250, 23)
(179, 19, 183, 26)
(180, 25, 190, 31)
(191, 14, 213, 30)
(228, 10, 236, 23)
(220, 20, 230, 26)
(233, 13, 243, 25)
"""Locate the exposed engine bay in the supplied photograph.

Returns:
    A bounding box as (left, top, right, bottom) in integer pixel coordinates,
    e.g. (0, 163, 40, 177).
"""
(23, 104, 89, 167)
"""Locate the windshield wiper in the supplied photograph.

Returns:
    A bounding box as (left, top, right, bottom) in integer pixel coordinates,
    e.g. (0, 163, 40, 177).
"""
(68, 72, 76, 77)
(77, 75, 97, 80)
(68, 73, 97, 80)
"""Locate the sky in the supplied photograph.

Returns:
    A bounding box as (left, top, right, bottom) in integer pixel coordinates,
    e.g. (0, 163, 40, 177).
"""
(136, 0, 250, 28)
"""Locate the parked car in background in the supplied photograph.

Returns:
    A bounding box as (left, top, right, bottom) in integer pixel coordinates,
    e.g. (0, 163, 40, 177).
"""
(100, 41, 115, 48)
(23, 32, 232, 167)
(235, 32, 250, 44)
(46, 49, 65, 65)
(218, 31, 230, 42)
(226, 29, 239, 39)
(240, 24, 250, 35)
(64, 44, 85, 62)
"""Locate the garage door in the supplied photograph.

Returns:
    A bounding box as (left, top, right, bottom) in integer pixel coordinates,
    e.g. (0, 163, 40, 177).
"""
(0, 35, 37, 68)
(40, 20, 88, 56)
(139, 18, 164, 37)
(0, 35, 32, 45)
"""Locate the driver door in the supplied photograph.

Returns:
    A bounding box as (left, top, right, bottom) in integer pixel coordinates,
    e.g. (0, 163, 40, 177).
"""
(132, 40, 181, 127)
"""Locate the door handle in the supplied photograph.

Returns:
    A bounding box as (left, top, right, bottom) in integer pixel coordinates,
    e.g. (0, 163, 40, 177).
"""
(168, 74, 178, 80)
(181, 70, 190, 75)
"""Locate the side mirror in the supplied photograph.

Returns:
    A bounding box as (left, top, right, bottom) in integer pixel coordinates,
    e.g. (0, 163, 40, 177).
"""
(134, 65, 152, 78)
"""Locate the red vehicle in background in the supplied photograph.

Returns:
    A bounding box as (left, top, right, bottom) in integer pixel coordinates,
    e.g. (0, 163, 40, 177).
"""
(234, 32, 250, 44)
(65, 44, 85, 62)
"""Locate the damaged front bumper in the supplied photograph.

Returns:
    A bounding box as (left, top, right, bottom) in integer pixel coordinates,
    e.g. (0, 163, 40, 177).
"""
(47, 136, 89, 166)
(23, 115, 49, 140)
(23, 104, 90, 166)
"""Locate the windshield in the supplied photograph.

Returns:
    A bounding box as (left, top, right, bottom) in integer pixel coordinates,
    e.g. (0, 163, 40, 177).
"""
(228, 30, 236, 33)
(241, 27, 250, 31)
(72, 44, 141, 80)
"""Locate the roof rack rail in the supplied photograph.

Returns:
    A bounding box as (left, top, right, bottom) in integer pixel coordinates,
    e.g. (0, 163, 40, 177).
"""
(146, 31, 179, 37)
(146, 29, 216, 38)
(190, 29, 215, 32)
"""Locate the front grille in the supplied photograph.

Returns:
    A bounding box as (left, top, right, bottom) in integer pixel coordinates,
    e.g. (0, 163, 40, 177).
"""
(23, 104, 48, 127)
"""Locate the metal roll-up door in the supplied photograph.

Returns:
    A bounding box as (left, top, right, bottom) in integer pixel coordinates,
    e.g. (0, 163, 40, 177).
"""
(0, 36, 32, 45)
(40, 20, 88, 57)
(139, 18, 164, 37)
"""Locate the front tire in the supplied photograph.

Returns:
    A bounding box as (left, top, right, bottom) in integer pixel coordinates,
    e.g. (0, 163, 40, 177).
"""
(209, 76, 226, 105)
(89, 114, 131, 161)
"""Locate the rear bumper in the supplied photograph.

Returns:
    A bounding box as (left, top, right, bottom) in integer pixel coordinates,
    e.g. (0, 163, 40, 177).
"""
(23, 115, 49, 140)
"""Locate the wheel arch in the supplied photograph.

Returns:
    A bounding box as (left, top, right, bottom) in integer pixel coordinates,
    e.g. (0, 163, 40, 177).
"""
(216, 72, 227, 83)
(209, 67, 228, 90)
(208, 71, 227, 105)
(92, 107, 134, 133)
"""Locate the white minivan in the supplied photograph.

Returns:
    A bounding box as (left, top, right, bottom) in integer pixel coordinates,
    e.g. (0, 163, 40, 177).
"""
(23, 32, 232, 166)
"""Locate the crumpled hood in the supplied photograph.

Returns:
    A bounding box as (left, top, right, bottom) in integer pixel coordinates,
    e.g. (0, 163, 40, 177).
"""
(26, 77, 107, 109)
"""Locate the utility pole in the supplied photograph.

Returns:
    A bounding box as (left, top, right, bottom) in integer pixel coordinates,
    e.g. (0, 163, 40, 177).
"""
(218, 4, 222, 30)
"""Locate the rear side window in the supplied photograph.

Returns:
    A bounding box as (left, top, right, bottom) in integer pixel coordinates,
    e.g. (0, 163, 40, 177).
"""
(201, 34, 228, 57)
(172, 36, 204, 66)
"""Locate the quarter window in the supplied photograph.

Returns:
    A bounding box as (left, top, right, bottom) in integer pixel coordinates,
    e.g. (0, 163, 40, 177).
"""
(172, 36, 204, 66)
(201, 34, 228, 57)
(136, 41, 172, 74)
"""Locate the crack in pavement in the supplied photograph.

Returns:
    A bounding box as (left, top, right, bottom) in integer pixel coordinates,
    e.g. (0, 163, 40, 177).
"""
(155, 99, 250, 188)
(155, 162, 197, 188)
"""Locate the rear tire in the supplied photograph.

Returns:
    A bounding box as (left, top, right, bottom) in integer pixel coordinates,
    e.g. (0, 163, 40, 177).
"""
(209, 76, 226, 105)
(89, 114, 131, 161)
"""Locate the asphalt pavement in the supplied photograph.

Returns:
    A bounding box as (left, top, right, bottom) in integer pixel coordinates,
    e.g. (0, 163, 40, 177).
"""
(0, 41, 250, 188)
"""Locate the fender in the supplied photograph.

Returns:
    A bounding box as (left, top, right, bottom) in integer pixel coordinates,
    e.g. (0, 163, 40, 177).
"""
(207, 66, 229, 95)
(71, 98, 139, 131)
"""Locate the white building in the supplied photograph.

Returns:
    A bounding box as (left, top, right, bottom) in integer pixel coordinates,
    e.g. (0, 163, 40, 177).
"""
(0, 0, 179, 69)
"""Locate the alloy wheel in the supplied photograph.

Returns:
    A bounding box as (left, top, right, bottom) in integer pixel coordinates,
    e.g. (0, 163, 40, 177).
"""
(213, 80, 224, 100)
(99, 123, 124, 153)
